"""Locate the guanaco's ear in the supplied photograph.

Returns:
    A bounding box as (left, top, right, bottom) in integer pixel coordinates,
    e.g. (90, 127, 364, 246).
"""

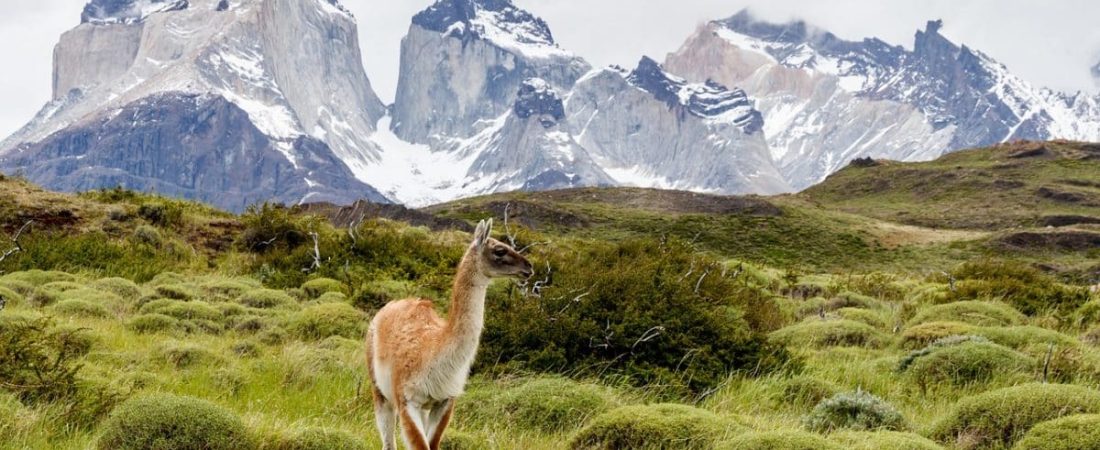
(471, 219, 493, 249)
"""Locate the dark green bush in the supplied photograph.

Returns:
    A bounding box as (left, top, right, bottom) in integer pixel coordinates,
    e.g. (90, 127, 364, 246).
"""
(481, 237, 794, 394)
(946, 260, 1090, 316)
(769, 319, 890, 348)
(155, 284, 196, 300)
(97, 393, 253, 450)
(0, 315, 86, 402)
(803, 390, 906, 433)
(272, 427, 365, 450)
(137, 202, 184, 228)
(1012, 414, 1100, 450)
(929, 383, 1100, 449)
(718, 431, 840, 450)
(569, 403, 740, 449)
(286, 303, 365, 340)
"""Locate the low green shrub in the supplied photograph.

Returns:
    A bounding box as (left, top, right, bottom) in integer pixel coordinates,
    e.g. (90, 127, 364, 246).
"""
(314, 292, 349, 304)
(974, 326, 1077, 350)
(897, 335, 990, 371)
(155, 284, 197, 301)
(350, 278, 420, 311)
(40, 281, 84, 293)
(136, 202, 184, 228)
(899, 321, 977, 349)
(231, 340, 262, 358)
(236, 289, 297, 309)
(1074, 301, 1100, 328)
(301, 278, 346, 298)
(159, 342, 219, 368)
(92, 277, 142, 300)
(128, 313, 182, 334)
(286, 303, 365, 340)
(131, 225, 162, 247)
(803, 390, 906, 433)
(947, 260, 1090, 316)
(0, 286, 24, 309)
(439, 430, 483, 450)
(828, 431, 942, 450)
(461, 377, 619, 433)
(271, 427, 366, 450)
(0, 279, 34, 296)
(929, 383, 1100, 449)
(231, 315, 273, 334)
(140, 300, 223, 322)
(718, 431, 841, 450)
(50, 299, 111, 318)
(776, 375, 839, 408)
(906, 301, 1025, 327)
(836, 307, 889, 329)
(569, 403, 739, 449)
(2, 270, 77, 287)
(200, 278, 258, 300)
(97, 393, 252, 450)
(0, 392, 29, 440)
(1012, 414, 1100, 450)
(769, 319, 890, 348)
(902, 340, 1033, 388)
(1083, 326, 1100, 346)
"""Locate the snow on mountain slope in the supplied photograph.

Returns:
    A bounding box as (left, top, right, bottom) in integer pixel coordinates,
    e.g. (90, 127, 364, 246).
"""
(368, 78, 612, 207)
(665, 10, 1100, 189)
(566, 58, 790, 195)
(0, 0, 389, 210)
(391, 0, 590, 144)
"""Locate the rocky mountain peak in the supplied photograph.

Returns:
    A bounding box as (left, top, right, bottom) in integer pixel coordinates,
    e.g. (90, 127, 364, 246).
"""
(513, 78, 564, 127)
(81, 0, 189, 25)
(412, 0, 557, 49)
(627, 57, 762, 133)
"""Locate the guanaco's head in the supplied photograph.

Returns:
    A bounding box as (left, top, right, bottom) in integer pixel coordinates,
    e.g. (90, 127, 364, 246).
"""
(470, 219, 534, 279)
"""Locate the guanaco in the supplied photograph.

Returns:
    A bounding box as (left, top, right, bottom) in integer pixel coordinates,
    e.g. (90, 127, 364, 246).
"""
(366, 219, 533, 450)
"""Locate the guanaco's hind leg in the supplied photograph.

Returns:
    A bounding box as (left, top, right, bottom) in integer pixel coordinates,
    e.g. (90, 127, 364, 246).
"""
(427, 398, 455, 450)
(372, 387, 397, 450)
(397, 397, 431, 450)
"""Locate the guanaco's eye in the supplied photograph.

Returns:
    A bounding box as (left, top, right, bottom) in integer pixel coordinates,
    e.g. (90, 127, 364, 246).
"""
(493, 247, 508, 257)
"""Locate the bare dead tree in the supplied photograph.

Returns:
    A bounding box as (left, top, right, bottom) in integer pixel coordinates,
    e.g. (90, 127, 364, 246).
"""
(348, 213, 365, 244)
(941, 271, 957, 292)
(0, 221, 33, 273)
(303, 230, 322, 273)
(695, 267, 711, 294)
(502, 203, 518, 249)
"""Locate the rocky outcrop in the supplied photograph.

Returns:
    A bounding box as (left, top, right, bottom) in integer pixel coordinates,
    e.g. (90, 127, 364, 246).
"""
(0, 93, 384, 212)
(665, 10, 1100, 189)
(2, 0, 389, 209)
(391, 0, 590, 144)
(566, 58, 790, 195)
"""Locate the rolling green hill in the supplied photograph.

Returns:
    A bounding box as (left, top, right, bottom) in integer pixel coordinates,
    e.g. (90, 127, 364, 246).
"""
(0, 143, 1098, 449)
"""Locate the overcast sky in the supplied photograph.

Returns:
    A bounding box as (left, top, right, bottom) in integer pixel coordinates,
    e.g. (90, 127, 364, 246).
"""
(3, 0, 1100, 139)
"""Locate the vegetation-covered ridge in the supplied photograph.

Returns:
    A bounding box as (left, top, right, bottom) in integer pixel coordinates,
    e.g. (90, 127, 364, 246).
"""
(0, 141, 1098, 449)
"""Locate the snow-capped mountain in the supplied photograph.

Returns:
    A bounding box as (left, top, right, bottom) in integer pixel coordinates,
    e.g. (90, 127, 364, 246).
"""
(0, 0, 389, 211)
(665, 11, 1100, 188)
(390, 0, 591, 144)
(6, 1, 1100, 210)
(566, 57, 789, 195)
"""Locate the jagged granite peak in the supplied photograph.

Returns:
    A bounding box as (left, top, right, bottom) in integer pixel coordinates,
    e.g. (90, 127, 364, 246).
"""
(392, 0, 589, 144)
(0, 93, 385, 212)
(564, 66, 789, 195)
(513, 78, 565, 126)
(81, 0, 190, 25)
(3, 0, 390, 207)
(627, 57, 763, 133)
(412, 0, 556, 49)
(665, 10, 1100, 189)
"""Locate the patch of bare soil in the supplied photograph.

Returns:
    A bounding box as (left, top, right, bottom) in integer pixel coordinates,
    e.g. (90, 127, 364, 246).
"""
(868, 221, 989, 249)
(1040, 215, 1100, 227)
(994, 231, 1100, 251)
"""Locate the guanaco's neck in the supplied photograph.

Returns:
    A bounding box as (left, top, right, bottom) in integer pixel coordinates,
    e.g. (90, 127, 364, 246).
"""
(443, 249, 490, 343)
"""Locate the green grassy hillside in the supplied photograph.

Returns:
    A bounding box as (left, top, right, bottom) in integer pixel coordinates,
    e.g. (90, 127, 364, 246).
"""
(0, 142, 1098, 450)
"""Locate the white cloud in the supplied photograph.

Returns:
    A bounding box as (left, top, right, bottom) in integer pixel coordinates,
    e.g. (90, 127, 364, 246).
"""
(3, 0, 1100, 140)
